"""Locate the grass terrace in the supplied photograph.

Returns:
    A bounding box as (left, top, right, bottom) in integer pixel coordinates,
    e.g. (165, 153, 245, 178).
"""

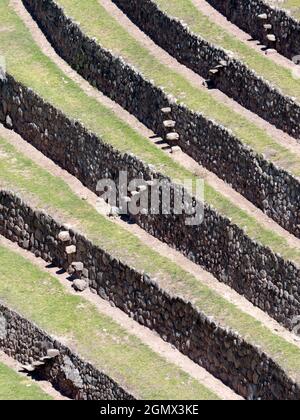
(1, 1, 300, 266)
(4, 0, 300, 181)
(1, 135, 300, 383)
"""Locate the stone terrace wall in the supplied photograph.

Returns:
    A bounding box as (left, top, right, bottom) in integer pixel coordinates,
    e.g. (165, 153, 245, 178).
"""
(113, 0, 300, 138)
(206, 0, 300, 61)
(1, 73, 300, 331)
(22, 0, 300, 241)
(0, 302, 134, 400)
(1, 190, 300, 400)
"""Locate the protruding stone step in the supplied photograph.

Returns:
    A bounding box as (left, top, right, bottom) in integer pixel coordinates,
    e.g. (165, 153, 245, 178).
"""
(47, 349, 60, 358)
(171, 146, 182, 153)
(71, 262, 84, 272)
(109, 206, 120, 217)
(163, 120, 176, 128)
(166, 132, 179, 141)
(65, 245, 76, 255)
(72, 278, 88, 292)
(214, 64, 225, 70)
(21, 364, 35, 373)
(58, 231, 70, 242)
(258, 13, 268, 20)
(265, 48, 276, 55)
(5, 115, 13, 128)
(266, 34, 276, 42)
(263, 24, 272, 30)
(209, 68, 219, 75)
(161, 107, 172, 114)
(32, 360, 45, 367)
(40, 356, 53, 362)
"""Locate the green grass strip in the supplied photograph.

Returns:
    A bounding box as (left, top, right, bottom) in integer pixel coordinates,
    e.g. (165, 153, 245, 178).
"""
(267, 0, 300, 19)
(0, 244, 219, 400)
(1, 1, 300, 266)
(1, 135, 300, 382)
(0, 362, 52, 400)
(53, 0, 300, 178)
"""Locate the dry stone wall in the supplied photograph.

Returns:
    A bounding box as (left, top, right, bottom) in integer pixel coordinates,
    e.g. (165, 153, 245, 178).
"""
(22, 0, 300, 241)
(1, 74, 300, 331)
(206, 0, 300, 60)
(112, 0, 300, 138)
(1, 189, 300, 400)
(0, 302, 134, 400)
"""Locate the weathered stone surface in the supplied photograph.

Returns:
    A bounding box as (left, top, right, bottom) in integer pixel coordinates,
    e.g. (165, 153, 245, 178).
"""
(65, 245, 76, 255)
(71, 262, 84, 272)
(47, 349, 60, 358)
(72, 279, 88, 292)
(0, 315, 7, 340)
(58, 231, 70, 242)
(62, 356, 84, 388)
